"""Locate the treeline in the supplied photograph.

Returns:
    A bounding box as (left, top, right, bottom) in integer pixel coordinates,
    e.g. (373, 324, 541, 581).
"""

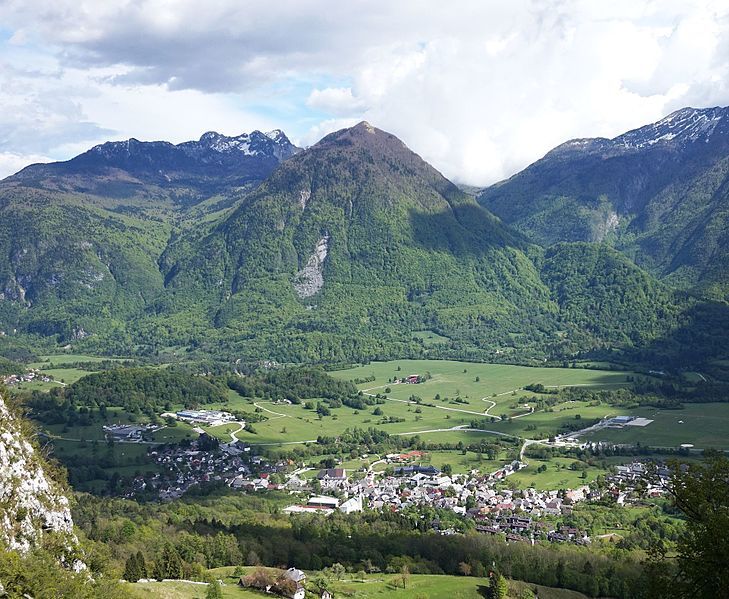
(557, 381, 729, 409)
(27, 367, 227, 425)
(71, 493, 646, 599)
(226, 367, 358, 403)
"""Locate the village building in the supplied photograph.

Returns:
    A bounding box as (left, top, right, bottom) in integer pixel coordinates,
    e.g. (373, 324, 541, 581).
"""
(317, 467, 348, 490)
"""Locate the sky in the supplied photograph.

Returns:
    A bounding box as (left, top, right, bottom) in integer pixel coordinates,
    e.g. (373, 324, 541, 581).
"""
(1, 0, 729, 185)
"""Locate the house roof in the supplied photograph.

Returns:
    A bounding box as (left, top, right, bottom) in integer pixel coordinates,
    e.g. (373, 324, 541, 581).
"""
(284, 567, 307, 582)
(317, 468, 346, 479)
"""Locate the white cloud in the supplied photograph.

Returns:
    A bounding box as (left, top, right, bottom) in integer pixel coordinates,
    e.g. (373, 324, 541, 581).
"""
(307, 87, 366, 116)
(1, 0, 728, 184)
(0, 152, 52, 179)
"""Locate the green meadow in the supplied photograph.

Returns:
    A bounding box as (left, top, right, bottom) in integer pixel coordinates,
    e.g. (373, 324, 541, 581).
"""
(583, 403, 729, 449)
(128, 568, 590, 599)
(331, 360, 635, 408)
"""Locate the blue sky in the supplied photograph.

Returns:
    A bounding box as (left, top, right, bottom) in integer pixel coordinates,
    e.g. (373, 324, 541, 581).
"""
(1, 1, 728, 184)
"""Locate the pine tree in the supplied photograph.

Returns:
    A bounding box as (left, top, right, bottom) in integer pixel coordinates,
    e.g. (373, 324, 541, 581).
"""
(136, 551, 148, 579)
(154, 543, 184, 580)
(123, 554, 140, 582)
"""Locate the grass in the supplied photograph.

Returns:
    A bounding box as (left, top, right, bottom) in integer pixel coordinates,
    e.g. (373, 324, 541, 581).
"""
(411, 329, 450, 346)
(503, 456, 600, 490)
(331, 360, 636, 412)
(28, 353, 122, 368)
(127, 568, 590, 599)
(226, 360, 638, 447)
(231, 399, 479, 446)
(583, 403, 729, 449)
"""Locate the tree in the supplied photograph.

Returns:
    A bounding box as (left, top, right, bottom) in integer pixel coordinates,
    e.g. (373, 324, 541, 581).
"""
(135, 551, 147, 580)
(647, 452, 729, 598)
(123, 554, 141, 582)
(327, 562, 346, 580)
(458, 562, 472, 576)
(153, 544, 184, 580)
(205, 579, 223, 599)
(400, 564, 411, 589)
(243, 568, 274, 590)
(488, 572, 508, 599)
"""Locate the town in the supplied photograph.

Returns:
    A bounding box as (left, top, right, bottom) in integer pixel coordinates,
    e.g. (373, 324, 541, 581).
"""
(108, 411, 671, 548)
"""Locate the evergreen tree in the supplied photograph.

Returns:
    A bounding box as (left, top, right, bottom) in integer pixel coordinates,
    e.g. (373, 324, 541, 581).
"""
(153, 544, 184, 580)
(205, 579, 223, 599)
(136, 551, 148, 579)
(123, 554, 140, 582)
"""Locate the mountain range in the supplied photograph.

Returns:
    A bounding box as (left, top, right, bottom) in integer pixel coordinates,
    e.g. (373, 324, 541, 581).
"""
(478, 106, 729, 299)
(0, 111, 727, 372)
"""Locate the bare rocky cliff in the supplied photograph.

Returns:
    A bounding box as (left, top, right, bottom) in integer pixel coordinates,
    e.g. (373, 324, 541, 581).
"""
(0, 391, 83, 570)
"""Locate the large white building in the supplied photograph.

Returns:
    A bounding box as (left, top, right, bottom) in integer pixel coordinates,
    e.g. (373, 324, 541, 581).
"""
(175, 410, 234, 426)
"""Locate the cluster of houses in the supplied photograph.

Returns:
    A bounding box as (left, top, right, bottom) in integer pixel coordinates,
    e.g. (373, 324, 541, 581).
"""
(604, 461, 670, 504)
(474, 515, 590, 545)
(277, 458, 595, 547)
(125, 436, 285, 500)
(1, 369, 53, 387)
(116, 423, 672, 551)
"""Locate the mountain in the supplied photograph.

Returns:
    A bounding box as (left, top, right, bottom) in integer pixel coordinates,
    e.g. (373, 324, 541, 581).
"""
(478, 106, 729, 299)
(0, 120, 702, 366)
(0, 129, 300, 345)
(152, 122, 683, 363)
(6, 129, 300, 201)
(156, 122, 562, 361)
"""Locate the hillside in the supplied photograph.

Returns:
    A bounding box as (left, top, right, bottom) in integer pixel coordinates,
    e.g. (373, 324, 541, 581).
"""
(159, 122, 563, 361)
(0, 129, 300, 347)
(478, 107, 729, 299)
(0, 120, 707, 366)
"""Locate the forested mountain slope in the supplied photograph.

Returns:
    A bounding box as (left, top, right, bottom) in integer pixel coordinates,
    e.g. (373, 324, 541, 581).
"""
(159, 122, 562, 361)
(0, 120, 711, 367)
(478, 107, 729, 299)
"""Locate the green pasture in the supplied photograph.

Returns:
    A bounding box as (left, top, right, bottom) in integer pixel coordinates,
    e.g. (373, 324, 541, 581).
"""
(231, 398, 480, 446)
(29, 354, 121, 368)
(331, 360, 636, 412)
(583, 403, 729, 449)
(128, 567, 589, 599)
(503, 456, 601, 490)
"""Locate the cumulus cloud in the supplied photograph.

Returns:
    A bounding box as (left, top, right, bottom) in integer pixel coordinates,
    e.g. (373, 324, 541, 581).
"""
(1, 0, 729, 184)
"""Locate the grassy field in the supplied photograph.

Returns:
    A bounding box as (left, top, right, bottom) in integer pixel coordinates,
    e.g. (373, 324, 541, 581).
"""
(331, 360, 635, 410)
(221, 360, 637, 447)
(128, 568, 590, 599)
(227, 398, 478, 446)
(29, 353, 124, 368)
(503, 456, 600, 490)
(583, 403, 729, 449)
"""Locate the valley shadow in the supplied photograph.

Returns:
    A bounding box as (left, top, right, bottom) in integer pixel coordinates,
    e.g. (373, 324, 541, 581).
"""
(408, 203, 527, 257)
(627, 299, 729, 376)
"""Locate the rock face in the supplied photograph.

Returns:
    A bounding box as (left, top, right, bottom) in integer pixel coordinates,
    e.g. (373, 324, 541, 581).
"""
(0, 392, 81, 566)
(293, 235, 330, 298)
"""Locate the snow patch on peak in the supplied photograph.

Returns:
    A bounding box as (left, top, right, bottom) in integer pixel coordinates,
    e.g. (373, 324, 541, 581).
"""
(615, 106, 728, 149)
(265, 129, 288, 143)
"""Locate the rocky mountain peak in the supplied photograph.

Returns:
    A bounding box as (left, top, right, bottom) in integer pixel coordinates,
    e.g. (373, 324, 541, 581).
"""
(614, 106, 729, 149)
